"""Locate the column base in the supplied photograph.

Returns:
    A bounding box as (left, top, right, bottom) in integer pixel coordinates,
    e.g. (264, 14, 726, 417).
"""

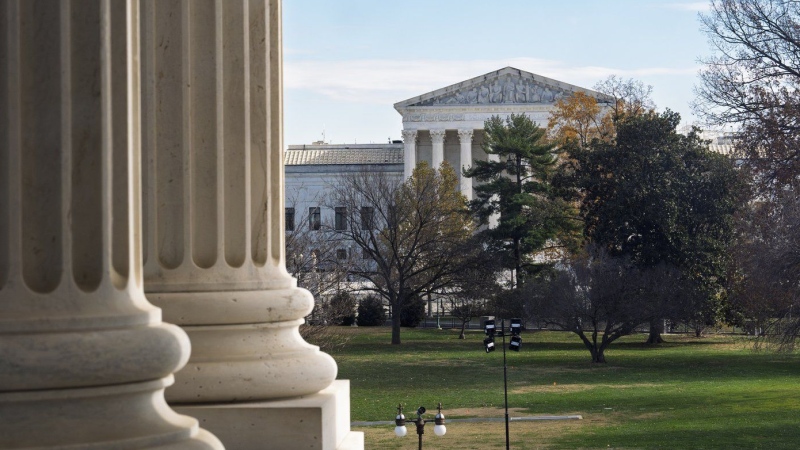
(174, 380, 364, 450)
(0, 377, 223, 449)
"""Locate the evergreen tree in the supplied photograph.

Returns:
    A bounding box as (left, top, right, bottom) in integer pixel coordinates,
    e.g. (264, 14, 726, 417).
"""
(465, 114, 578, 286)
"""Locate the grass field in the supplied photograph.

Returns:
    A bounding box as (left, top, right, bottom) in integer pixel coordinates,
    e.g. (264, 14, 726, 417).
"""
(327, 327, 800, 449)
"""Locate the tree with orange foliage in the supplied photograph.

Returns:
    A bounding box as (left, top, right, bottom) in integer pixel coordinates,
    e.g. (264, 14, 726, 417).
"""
(548, 76, 655, 149)
(547, 91, 614, 148)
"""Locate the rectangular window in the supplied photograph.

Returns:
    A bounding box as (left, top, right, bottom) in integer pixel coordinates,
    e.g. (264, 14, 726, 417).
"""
(362, 248, 372, 260)
(309, 207, 321, 230)
(336, 248, 348, 260)
(360, 207, 374, 230)
(285, 208, 295, 231)
(335, 207, 347, 231)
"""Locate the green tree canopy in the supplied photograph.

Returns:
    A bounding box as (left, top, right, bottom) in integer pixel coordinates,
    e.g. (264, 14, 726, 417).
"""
(563, 110, 745, 342)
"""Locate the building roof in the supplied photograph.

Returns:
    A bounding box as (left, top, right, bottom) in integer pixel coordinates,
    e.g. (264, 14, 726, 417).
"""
(394, 66, 614, 110)
(285, 144, 403, 166)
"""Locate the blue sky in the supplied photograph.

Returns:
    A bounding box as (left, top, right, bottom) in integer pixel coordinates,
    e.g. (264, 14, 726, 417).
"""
(283, 1, 713, 145)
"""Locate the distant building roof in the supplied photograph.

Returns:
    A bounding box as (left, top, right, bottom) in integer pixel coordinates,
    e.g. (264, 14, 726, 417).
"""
(285, 143, 403, 166)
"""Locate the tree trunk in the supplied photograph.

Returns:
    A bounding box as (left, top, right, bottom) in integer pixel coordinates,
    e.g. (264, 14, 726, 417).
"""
(391, 303, 402, 345)
(459, 320, 467, 339)
(694, 325, 705, 338)
(591, 346, 606, 363)
(646, 319, 664, 344)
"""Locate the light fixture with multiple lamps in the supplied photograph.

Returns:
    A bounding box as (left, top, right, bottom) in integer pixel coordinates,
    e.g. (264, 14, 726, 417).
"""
(483, 317, 523, 450)
(394, 402, 446, 449)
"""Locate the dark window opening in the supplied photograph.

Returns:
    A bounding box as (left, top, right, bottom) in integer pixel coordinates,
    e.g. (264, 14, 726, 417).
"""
(335, 207, 347, 231)
(309, 207, 321, 230)
(360, 206, 374, 230)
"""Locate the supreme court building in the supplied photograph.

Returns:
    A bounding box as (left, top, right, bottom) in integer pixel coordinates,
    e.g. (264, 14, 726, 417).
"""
(395, 66, 613, 198)
(285, 67, 613, 231)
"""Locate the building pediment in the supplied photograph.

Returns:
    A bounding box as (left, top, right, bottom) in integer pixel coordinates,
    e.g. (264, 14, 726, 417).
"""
(394, 67, 613, 110)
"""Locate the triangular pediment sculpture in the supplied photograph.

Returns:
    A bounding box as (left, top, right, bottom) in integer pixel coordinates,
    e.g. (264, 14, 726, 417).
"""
(394, 67, 613, 109)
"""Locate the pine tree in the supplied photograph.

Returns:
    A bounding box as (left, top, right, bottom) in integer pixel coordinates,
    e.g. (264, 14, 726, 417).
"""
(465, 114, 578, 286)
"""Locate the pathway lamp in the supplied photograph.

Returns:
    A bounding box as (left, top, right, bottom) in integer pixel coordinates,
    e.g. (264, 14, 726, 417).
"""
(394, 403, 446, 449)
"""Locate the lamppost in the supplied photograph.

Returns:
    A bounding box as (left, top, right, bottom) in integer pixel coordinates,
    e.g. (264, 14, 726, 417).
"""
(483, 318, 523, 450)
(394, 403, 446, 449)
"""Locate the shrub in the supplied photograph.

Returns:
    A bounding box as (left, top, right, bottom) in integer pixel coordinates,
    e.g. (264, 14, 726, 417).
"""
(328, 291, 356, 326)
(357, 296, 386, 326)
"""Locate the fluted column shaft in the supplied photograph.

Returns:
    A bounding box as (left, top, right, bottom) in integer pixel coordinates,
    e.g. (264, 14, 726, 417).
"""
(458, 129, 473, 200)
(402, 129, 417, 179)
(141, 0, 336, 403)
(0, 1, 220, 448)
(430, 128, 446, 169)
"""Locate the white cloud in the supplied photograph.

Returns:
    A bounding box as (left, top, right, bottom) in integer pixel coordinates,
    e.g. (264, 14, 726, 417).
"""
(284, 58, 700, 105)
(662, 2, 711, 12)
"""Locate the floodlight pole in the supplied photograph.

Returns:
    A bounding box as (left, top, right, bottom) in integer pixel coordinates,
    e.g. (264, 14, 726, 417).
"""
(501, 319, 510, 450)
(484, 317, 522, 449)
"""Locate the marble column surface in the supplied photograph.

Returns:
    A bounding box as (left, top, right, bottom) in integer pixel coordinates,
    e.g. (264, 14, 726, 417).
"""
(0, 1, 221, 448)
(140, 0, 336, 404)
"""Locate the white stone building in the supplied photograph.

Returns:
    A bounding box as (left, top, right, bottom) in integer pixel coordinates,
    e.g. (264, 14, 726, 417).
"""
(285, 67, 612, 232)
(285, 143, 404, 234)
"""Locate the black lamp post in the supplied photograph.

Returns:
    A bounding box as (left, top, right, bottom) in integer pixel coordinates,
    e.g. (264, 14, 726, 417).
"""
(394, 403, 446, 450)
(483, 318, 523, 450)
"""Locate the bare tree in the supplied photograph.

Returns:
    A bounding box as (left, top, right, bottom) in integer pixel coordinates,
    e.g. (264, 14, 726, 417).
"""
(446, 262, 500, 339)
(696, 1, 800, 347)
(730, 193, 800, 348)
(286, 193, 357, 351)
(285, 193, 357, 313)
(696, 0, 800, 193)
(327, 162, 478, 344)
(593, 75, 656, 120)
(527, 249, 686, 363)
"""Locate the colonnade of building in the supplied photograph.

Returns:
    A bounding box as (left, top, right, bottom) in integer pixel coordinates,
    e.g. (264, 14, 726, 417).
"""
(402, 128, 490, 200)
(0, 1, 360, 449)
(401, 127, 502, 208)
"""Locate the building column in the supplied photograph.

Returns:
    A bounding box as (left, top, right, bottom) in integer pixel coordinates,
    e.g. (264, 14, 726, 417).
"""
(458, 129, 474, 199)
(140, 1, 361, 448)
(488, 153, 501, 229)
(401, 129, 417, 179)
(431, 128, 446, 169)
(0, 1, 221, 448)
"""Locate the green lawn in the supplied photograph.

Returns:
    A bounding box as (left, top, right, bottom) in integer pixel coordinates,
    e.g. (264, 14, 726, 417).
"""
(327, 327, 800, 449)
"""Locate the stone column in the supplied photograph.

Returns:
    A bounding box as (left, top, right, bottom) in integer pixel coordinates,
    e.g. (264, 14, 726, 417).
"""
(401, 129, 417, 179)
(488, 153, 501, 229)
(140, 1, 361, 448)
(458, 129, 474, 199)
(430, 128, 446, 169)
(0, 1, 221, 448)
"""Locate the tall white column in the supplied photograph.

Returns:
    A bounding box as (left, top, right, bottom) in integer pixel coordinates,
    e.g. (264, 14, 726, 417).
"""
(140, 1, 361, 448)
(431, 128, 446, 169)
(0, 1, 221, 448)
(488, 153, 501, 229)
(458, 129, 474, 199)
(401, 129, 417, 179)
